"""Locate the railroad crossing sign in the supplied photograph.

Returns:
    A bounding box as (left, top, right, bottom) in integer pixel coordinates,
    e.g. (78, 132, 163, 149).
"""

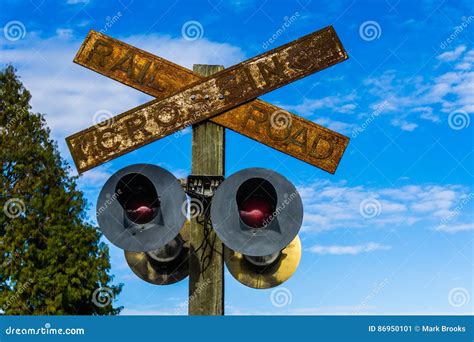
(67, 26, 349, 174)
(67, 25, 350, 316)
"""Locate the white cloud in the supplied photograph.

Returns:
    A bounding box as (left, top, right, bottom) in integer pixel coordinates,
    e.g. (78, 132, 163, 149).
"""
(283, 92, 357, 116)
(76, 165, 113, 190)
(123, 34, 245, 71)
(456, 50, 474, 70)
(0, 30, 245, 154)
(412, 106, 440, 123)
(0, 30, 243, 222)
(55, 28, 74, 39)
(77, 20, 91, 28)
(390, 118, 418, 131)
(279, 47, 468, 135)
(312, 117, 357, 135)
(67, 0, 90, 4)
(279, 92, 358, 134)
(223, 0, 257, 11)
(307, 242, 391, 255)
(437, 45, 467, 62)
(299, 180, 472, 234)
(360, 45, 473, 131)
(435, 222, 474, 233)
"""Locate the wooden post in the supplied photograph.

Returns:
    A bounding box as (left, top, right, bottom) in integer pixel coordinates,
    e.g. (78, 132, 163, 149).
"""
(188, 64, 225, 315)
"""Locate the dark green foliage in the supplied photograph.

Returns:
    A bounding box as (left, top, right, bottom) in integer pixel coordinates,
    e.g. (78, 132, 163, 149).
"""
(0, 65, 122, 315)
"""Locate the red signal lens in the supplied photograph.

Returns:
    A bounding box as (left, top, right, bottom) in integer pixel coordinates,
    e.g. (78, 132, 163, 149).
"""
(239, 195, 274, 228)
(125, 198, 158, 224)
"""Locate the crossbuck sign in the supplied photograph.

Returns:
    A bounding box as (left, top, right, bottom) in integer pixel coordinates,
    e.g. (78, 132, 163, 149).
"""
(67, 26, 349, 174)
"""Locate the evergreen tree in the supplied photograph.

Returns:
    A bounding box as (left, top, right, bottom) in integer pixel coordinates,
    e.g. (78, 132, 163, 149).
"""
(0, 65, 122, 315)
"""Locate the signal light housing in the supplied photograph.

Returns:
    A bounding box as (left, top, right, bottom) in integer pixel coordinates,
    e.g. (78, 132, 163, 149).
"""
(225, 235, 302, 289)
(211, 168, 303, 256)
(125, 222, 190, 285)
(96, 164, 186, 252)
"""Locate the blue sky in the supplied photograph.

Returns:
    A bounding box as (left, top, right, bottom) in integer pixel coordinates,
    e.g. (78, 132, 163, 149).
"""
(1, 0, 473, 315)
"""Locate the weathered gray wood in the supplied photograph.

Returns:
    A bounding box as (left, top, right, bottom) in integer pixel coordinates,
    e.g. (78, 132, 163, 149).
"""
(188, 64, 225, 315)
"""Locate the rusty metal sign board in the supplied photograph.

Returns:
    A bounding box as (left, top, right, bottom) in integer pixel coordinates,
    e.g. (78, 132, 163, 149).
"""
(67, 26, 348, 173)
(71, 30, 349, 174)
(73, 30, 202, 99)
